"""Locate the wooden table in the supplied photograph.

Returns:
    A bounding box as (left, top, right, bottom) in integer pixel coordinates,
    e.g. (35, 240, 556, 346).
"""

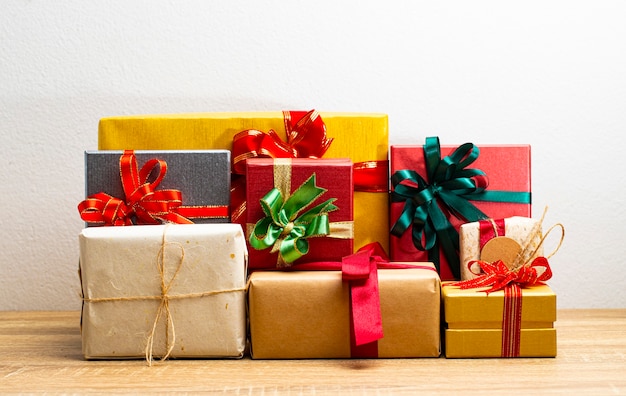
(1, 310, 625, 394)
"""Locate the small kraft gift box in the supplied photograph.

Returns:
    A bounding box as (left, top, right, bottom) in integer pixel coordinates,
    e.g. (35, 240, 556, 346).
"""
(79, 223, 248, 362)
(390, 137, 532, 281)
(97, 110, 390, 253)
(78, 150, 231, 225)
(248, 245, 441, 359)
(245, 157, 353, 269)
(442, 211, 564, 358)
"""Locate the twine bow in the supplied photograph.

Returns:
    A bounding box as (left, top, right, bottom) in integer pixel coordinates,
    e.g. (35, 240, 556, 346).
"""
(391, 136, 531, 278)
(249, 174, 338, 266)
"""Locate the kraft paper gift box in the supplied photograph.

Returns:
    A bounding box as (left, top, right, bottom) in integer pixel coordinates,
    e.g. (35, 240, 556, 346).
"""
(79, 223, 248, 360)
(80, 150, 230, 225)
(389, 138, 532, 281)
(460, 216, 544, 280)
(97, 111, 389, 253)
(245, 157, 353, 269)
(248, 262, 441, 359)
(442, 284, 557, 358)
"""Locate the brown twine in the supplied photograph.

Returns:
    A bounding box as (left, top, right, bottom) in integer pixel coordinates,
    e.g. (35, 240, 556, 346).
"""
(509, 206, 566, 273)
(82, 224, 249, 365)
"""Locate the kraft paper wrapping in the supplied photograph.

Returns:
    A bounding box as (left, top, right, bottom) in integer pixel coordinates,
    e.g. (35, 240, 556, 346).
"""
(442, 284, 556, 358)
(459, 216, 544, 280)
(248, 263, 441, 359)
(79, 224, 248, 359)
(98, 112, 389, 253)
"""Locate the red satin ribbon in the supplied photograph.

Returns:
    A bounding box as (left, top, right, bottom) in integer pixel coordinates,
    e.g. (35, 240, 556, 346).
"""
(232, 110, 332, 174)
(479, 218, 506, 250)
(282, 242, 435, 357)
(78, 150, 229, 225)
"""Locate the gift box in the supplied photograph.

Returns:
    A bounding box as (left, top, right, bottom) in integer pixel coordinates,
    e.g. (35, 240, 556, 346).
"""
(390, 139, 532, 280)
(460, 216, 544, 280)
(245, 157, 353, 269)
(98, 111, 389, 253)
(248, 263, 441, 359)
(442, 283, 557, 358)
(79, 223, 248, 360)
(80, 150, 230, 225)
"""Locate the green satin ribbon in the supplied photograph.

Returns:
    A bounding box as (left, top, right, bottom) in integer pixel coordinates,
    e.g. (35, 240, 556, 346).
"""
(250, 174, 338, 265)
(391, 136, 531, 279)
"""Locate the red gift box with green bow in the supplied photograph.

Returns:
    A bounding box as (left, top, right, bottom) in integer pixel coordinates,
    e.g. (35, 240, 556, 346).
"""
(246, 157, 354, 269)
(389, 137, 532, 281)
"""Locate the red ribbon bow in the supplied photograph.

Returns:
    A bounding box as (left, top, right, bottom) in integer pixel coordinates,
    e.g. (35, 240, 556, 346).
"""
(289, 243, 434, 357)
(450, 256, 553, 294)
(78, 151, 228, 225)
(232, 110, 332, 174)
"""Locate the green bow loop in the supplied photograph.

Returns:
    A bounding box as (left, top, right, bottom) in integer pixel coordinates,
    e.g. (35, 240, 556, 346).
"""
(391, 137, 531, 279)
(250, 174, 338, 265)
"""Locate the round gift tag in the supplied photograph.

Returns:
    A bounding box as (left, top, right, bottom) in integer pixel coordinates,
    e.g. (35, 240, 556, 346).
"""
(480, 236, 522, 270)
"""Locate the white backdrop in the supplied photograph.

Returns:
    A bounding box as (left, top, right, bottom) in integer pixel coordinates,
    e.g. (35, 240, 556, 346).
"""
(1, 1, 624, 310)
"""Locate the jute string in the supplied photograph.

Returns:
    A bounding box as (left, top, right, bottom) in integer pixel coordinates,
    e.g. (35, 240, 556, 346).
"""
(509, 206, 565, 273)
(83, 225, 248, 365)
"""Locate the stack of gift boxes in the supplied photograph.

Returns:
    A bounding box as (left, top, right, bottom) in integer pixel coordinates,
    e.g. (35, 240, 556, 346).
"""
(78, 110, 561, 363)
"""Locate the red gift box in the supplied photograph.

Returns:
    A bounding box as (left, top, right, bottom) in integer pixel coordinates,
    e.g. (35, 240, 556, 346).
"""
(246, 158, 354, 269)
(389, 139, 531, 281)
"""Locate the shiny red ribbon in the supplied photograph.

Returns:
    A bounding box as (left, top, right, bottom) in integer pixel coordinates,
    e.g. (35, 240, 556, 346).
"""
(78, 150, 229, 225)
(287, 243, 435, 357)
(232, 110, 333, 174)
(451, 257, 552, 294)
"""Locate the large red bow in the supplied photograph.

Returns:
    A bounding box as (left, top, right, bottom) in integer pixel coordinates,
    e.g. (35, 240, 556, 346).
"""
(232, 110, 332, 174)
(78, 151, 227, 225)
(450, 256, 552, 294)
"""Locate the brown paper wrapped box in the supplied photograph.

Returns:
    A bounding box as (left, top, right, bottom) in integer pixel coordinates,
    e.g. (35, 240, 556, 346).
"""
(79, 223, 248, 360)
(248, 263, 441, 359)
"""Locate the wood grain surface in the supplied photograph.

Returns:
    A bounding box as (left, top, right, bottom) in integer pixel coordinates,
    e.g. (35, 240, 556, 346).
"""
(1, 310, 625, 394)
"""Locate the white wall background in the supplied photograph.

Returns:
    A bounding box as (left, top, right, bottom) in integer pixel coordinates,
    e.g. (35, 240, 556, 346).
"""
(1, 1, 624, 310)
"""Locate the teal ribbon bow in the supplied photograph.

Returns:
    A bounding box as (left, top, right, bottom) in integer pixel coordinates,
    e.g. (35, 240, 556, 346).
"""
(390, 137, 531, 279)
(250, 174, 338, 266)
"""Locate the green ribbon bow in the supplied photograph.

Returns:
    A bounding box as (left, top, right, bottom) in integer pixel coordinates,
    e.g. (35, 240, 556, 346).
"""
(390, 136, 531, 279)
(250, 174, 338, 265)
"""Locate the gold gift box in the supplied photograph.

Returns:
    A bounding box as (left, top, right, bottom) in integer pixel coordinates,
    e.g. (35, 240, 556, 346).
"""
(98, 112, 389, 253)
(79, 224, 248, 359)
(248, 263, 441, 359)
(442, 283, 557, 358)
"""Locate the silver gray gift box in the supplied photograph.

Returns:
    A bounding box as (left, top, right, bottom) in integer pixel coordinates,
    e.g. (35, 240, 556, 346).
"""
(84, 150, 230, 224)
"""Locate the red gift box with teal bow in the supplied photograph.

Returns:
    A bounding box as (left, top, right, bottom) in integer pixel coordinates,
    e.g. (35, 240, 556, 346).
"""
(245, 157, 354, 269)
(389, 137, 532, 281)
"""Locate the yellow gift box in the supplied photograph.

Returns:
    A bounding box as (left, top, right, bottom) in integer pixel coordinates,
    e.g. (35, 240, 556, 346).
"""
(442, 283, 557, 358)
(98, 112, 389, 253)
(248, 263, 441, 359)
